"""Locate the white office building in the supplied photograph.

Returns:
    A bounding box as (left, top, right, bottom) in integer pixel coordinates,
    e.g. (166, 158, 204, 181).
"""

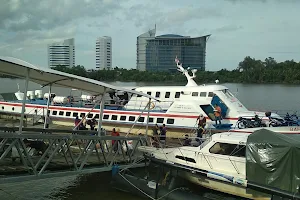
(96, 36, 112, 69)
(48, 38, 75, 68)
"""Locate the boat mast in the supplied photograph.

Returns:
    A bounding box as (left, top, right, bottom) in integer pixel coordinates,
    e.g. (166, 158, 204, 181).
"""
(175, 56, 198, 87)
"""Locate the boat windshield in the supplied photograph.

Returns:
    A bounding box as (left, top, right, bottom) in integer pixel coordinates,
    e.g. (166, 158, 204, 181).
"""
(199, 136, 211, 150)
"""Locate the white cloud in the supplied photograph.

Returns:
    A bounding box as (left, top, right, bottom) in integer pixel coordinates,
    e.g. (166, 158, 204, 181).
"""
(0, 0, 299, 71)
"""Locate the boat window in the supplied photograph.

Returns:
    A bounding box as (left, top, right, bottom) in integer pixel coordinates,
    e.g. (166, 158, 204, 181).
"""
(138, 117, 145, 122)
(1, 106, 4, 110)
(120, 116, 126, 121)
(137, 94, 142, 97)
(47, 110, 50, 115)
(208, 92, 214, 97)
(81, 113, 85, 118)
(12, 107, 15, 111)
(59, 111, 64, 116)
(175, 92, 180, 98)
(167, 118, 174, 124)
(88, 114, 93, 118)
(103, 115, 109, 119)
(147, 92, 151, 95)
(157, 118, 164, 123)
(94, 114, 99, 119)
(165, 92, 170, 98)
(155, 92, 160, 98)
(149, 117, 154, 123)
(175, 155, 196, 163)
(209, 142, 246, 157)
(52, 110, 57, 115)
(66, 112, 71, 117)
(200, 92, 206, 97)
(111, 115, 117, 120)
(73, 112, 78, 117)
(192, 92, 198, 97)
(129, 116, 135, 121)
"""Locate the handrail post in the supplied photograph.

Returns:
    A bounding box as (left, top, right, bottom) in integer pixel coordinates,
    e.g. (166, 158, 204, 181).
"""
(44, 84, 52, 129)
(145, 98, 151, 137)
(98, 88, 106, 136)
(19, 68, 30, 134)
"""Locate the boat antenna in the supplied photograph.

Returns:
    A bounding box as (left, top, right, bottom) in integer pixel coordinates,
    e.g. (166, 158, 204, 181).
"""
(175, 56, 198, 87)
(17, 83, 20, 92)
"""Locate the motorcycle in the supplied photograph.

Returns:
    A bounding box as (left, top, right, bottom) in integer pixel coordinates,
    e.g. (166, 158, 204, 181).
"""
(236, 115, 266, 129)
(284, 112, 300, 126)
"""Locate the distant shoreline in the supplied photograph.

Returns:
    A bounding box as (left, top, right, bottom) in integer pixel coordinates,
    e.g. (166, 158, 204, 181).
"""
(2, 56, 300, 84)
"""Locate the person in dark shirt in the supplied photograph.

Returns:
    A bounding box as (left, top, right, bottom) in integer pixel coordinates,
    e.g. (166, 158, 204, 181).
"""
(74, 116, 80, 130)
(159, 124, 167, 147)
(23, 139, 48, 155)
(196, 114, 206, 139)
(87, 117, 97, 131)
(196, 114, 206, 129)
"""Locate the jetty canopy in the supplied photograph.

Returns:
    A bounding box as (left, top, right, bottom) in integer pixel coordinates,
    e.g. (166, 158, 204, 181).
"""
(246, 129, 300, 193)
(0, 56, 158, 100)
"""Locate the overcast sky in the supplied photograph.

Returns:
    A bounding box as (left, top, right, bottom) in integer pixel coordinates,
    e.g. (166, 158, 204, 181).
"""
(0, 0, 299, 71)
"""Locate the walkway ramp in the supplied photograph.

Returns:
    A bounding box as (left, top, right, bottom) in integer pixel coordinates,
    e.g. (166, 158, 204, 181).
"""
(0, 127, 147, 183)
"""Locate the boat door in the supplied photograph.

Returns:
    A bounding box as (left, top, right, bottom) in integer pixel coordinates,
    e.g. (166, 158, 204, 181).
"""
(211, 95, 228, 118)
(200, 105, 215, 120)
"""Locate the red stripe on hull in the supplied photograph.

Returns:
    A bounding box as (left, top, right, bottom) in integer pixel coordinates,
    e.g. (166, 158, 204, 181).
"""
(0, 102, 240, 120)
(229, 129, 300, 134)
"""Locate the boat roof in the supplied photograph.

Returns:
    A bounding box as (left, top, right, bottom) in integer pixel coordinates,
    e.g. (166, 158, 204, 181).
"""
(211, 132, 249, 144)
(135, 85, 228, 92)
(0, 56, 159, 101)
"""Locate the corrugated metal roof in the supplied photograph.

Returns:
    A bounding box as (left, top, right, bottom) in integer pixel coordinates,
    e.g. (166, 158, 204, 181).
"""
(0, 56, 159, 101)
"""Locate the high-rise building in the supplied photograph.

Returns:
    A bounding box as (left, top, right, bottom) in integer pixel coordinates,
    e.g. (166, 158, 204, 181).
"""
(48, 38, 75, 68)
(136, 28, 210, 72)
(136, 28, 156, 71)
(96, 36, 112, 69)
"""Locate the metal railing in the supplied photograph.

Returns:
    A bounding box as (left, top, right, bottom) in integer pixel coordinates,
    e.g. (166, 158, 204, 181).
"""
(0, 127, 147, 183)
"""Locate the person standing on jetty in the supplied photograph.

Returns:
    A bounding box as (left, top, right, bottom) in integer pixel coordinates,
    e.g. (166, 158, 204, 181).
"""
(45, 113, 52, 129)
(111, 128, 120, 153)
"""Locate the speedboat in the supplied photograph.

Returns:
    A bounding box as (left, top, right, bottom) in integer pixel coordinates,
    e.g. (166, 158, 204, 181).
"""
(138, 128, 300, 199)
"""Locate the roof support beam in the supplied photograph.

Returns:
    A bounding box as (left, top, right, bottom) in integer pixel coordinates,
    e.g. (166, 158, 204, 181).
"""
(41, 78, 73, 88)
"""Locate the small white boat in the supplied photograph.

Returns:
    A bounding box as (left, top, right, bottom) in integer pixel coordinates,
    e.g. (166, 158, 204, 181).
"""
(138, 128, 300, 199)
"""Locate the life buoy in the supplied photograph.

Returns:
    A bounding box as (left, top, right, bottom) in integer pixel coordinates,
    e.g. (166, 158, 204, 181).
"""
(150, 102, 155, 110)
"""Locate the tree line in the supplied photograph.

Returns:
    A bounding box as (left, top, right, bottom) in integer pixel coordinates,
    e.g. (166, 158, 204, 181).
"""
(51, 57, 300, 84)
(2, 56, 299, 84)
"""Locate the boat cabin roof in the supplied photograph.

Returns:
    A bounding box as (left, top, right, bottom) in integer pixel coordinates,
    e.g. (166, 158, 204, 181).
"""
(211, 132, 249, 144)
(135, 85, 229, 92)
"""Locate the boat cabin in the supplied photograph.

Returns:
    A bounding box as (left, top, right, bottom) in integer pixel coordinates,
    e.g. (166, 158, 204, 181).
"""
(146, 132, 249, 177)
(126, 85, 248, 120)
